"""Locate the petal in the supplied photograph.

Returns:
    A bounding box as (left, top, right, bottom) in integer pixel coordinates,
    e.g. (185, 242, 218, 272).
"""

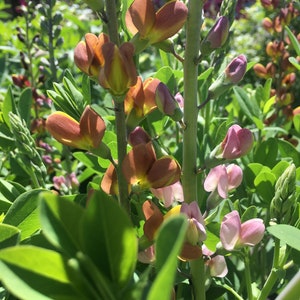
(46, 111, 85, 149)
(236, 128, 253, 156)
(147, 156, 181, 189)
(148, 0, 188, 43)
(80, 106, 106, 149)
(74, 41, 91, 74)
(209, 255, 228, 278)
(204, 165, 226, 192)
(226, 164, 243, 190)
(240, 219, 265, 246)
(142, 200, 164, 241)
(221, 125, 241, 159)
(220, 211, 241, 251)
(93, 33, 110, 67)
(126, 0, 156, 37)
(179, 243, 202, 261)
(122, 142, 156, 185)
(143, 77, 160, 115)
(100, 163, 119, 195)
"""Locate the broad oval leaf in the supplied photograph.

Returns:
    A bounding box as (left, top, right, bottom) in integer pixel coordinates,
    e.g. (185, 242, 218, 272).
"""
(79, 190, 137, 288)
(267, 225, 300, 251)
(39, 192, 85, 257)
(0, 224, 20, 249)
(3, 189, 46, 240)
(0, 246, 90, 300)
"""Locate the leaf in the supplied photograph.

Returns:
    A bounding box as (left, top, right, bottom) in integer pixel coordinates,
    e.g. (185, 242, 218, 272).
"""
(0, 178, 26, 202)
(278, 139, 300, 166)
(79, 190, 137, 288)
(272, 161, 291, 180)
(18, 87, 32, 127)
(0, 224, 20, 249)
(154, 66, 176, 91)
(147, 215, 188, 300)
(0, 122, 15, 149)
(72, 152, 105, 173)
(244, 163, 271, 189)
(39, 192, 85, 257)
(293, 114, 300, 133)
(0, 246, 90, 300)
(2, 86, 17, 128)
(254, 138, 278, 168)
(3, 189, 46, 240)
(241, 206, 258, 222)
(267, 224, 300, 251)
(81, 74, 91, 105)
(233, 86, 261, 122)
(285, 26, 300, 56)
(254, 171, 276, 203)
(288, 57, 300, 70)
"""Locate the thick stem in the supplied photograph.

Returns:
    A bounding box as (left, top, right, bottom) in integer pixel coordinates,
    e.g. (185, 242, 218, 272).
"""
(243, 250, 254, 300)
(105, 0, 129, 212)
(182, 0, 203, 204)
(182, 1, 205, 300)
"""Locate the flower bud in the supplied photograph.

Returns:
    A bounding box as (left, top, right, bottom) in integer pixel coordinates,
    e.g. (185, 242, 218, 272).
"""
(155, 82, 183, 121)
(270, 164, 297, 224)
(200, 16, 230, 56)
(128, 126, 151, 146)
(208, 55, 247, 98)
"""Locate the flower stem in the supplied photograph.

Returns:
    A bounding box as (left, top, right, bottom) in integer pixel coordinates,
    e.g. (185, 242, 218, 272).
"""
(243, 249, 254, 300)
(257, 238, 281, 300)
(182, 1, 205, 300)
(104, 0, 129, 212)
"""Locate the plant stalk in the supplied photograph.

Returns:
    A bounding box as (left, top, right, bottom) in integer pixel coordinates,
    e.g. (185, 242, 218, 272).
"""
(182, 1, 205, 300)
(104, 0, 129, 212)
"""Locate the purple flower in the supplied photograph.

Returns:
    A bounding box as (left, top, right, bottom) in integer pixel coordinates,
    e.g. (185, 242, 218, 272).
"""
(225, 55, 247, 84)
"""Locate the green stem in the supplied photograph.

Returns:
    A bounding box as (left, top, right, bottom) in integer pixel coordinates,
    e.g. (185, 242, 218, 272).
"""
(257, 238, 281, 300)
(221, 284, 244, 300)
(182, 1, 205, 299)
(243, 249, 254, 300)
(190, 257, 206, 300)
(105, 0, 129, 212)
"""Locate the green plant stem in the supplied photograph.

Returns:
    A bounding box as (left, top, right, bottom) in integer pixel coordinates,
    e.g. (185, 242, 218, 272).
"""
(182, 1, 205, 299)
(221, 284, 244, 300)
(104, 0, 129, 212)
(243, 249, 254, 300)
(47, 0, 57, 82)
(190, 257, 206, 300)
(257, 238, 281, 300)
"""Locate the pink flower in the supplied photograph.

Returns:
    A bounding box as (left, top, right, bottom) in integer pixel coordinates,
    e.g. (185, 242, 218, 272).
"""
(202, 245, 228, 278)
(221, 125, 253, 159)
(138, 245, 155, 264)
(220, 211, 265, 251)
(151, 181, 184, 208)
(204, 164, 243, 199)
(180, 202, 206, 245)
(225, 54, 247, 84)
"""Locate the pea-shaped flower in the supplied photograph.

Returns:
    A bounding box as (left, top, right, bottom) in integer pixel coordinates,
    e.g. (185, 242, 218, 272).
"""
(125, 0, 188, 45)
(221, 125, 253, 159)
(46, 106, 106, 151)
(204, 164, 243, 199)
(220, 210, 265, 251)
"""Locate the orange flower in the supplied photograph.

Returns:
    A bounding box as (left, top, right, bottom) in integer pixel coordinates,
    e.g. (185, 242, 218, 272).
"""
(125, 0, 188, 45)
(46, 106, 106, 150)
(74, 33, 109, 77)
(125, 77, 160, 123)
(122, 142, 181, 191)
(74, 33, 137, 95)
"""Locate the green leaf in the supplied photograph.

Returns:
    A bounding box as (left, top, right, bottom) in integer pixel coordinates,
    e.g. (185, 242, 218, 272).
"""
(285, 26, 300, 56)
(0, 179, 26, 202)
(278, 139, 300, 166)
(0, 246, 89, 300)
(293, 114, 300, 133)
(154, 66, 176, 91)
(0, 224, 20, 249)
(18, 87, 32, 127)
(147, 215, 188, 300)
(73, 152, 105, 173)
(233, 86, 261, 122)
(2, 86, 17, 128)
(3, 189, 46, 240)
(254, 138, 278, 168)
(0, 122, 15, 149)
(254, 171, 276, 203)
(267, 225, 300, 251)
(241, 206, 258, 222)
(288, 57, 300, 70)
(79, 190, 137, 288)
(81, 74, 91, 105)
(39, 192, 85, 257)
(272, 161, 291, 180)
(244, 163, 270, 189)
